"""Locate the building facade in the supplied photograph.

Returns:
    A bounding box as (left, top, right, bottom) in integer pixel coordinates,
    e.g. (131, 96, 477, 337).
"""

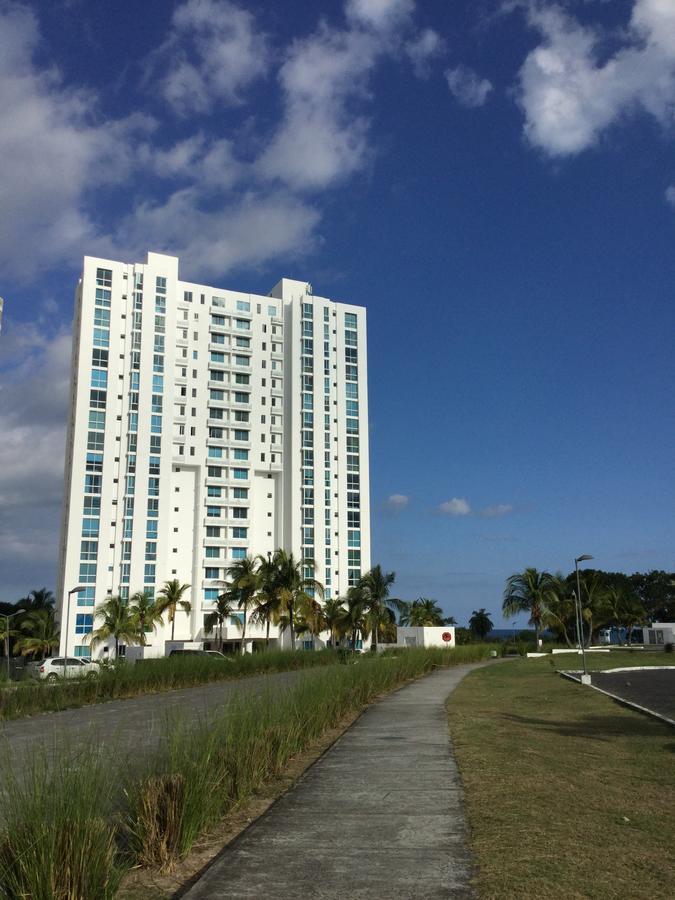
(56, 252, 370, 656)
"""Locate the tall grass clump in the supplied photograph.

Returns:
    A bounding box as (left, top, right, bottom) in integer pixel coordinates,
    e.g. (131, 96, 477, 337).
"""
(0, 649, 339, 722)
(0, 749, 123, 899)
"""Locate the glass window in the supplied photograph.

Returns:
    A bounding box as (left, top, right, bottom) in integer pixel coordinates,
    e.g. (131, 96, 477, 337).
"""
(232, 468, 248, 480)
(345, 312, 357, 329)
(96, 267, 112, 288)
(236, 300, 250, 312)
(234, 392, 249, 403)
(95, 288, 111, 308)
(86, 452, 103, 473)
(211, 352, 225, 363)
(235, 373, 250, 385)
(81, 519, 99, 538)
(80, 540, 98, 561)
(232, 527, 247, 539)
(208, 447, 223, 458)
(205, 546, 221, 558)
(302, 302, 313, 318)
(204, 588, 219, 601)
(205, 567, 219, 579)
(235, 318, 250, 330)
(75, 613, 94, 634)
(91, 349, 108, 369)
(207, 506, 221, 517)
(231, 547, 247, 560)
(207, 466, 222, 478)
(232, 487, 248, 499)
(206, 526, 221, 537)
(232, 507, 248, 518)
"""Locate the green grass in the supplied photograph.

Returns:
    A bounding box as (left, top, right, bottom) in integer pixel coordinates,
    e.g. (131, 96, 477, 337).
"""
(0, 646, 491, 896)
(0, 649, 341, 721)
(447, 658, 675, 899)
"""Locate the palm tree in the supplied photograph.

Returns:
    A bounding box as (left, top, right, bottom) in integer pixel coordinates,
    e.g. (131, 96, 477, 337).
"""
(128, 590, 164, 646)
(575, 570, 610, 647)
(397, 600, 412, 626)
(543, 574, 577, 647)
(88, 595, 138, 658)
(409, 598, 445, 626)
(157, 580, 191, 641)
(323, 596, 347, 647)
(204, 592, 241, 651)
(469, 608, 493, 640)
(443, 615, 458, 625)
(503, 568, 554, 648)
(224, 556, 259, 655)
(601, 585, 646, 646)
(342, 587, 369, 651)
(15, 608, 60, 659)
(16, 588, 55, 613)
(357, 565, 402, 651)
(253, 554, 282, 648)
(275, 550, 324, 651)
(295, 593, 327, 645)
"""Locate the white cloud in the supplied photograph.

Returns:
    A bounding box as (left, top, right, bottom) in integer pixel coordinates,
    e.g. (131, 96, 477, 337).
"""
(480, 504, 513, 518)
(405, 28, 445, 77)
(0, 321, 71, 593)
(345, 0, 414, 32)
(257, 0, 421, 191)
(517, 0, 675, 157)
(445, 64, 493, 107)
(156, 0, 270, 114)
(385, 493, 409, 511)
(0, 3, 154, 280)
(114, 188, 320, 281)
(439, 497, 471, 516)
(666, 185, 675, 207)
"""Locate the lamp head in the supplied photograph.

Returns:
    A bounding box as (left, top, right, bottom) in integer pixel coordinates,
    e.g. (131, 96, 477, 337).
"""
(575, 555, 594, 563)
(69, 585, 87, 594)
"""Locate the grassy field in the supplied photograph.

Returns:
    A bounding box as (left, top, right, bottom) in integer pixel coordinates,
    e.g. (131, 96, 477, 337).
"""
(0, 646, 490, 898)
(447, 657, 675, 899)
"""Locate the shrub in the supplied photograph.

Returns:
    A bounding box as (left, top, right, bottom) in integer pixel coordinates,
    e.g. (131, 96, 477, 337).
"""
(0, 749, 122, 899)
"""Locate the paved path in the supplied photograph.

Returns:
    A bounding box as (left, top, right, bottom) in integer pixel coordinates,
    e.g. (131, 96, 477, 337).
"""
(184, 663, 482, 900)
(0, 668, 321, 779)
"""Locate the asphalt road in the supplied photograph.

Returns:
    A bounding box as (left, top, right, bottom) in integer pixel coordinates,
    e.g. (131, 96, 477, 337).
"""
(590, 668, 675, 721)
(0, 667, 324, 782)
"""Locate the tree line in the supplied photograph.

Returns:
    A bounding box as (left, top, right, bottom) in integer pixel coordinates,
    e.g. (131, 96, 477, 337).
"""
(501, 567, 674, 647)
(3, 554, 456, 660)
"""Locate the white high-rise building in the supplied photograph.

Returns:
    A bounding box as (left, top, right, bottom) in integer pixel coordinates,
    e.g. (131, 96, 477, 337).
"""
(56, 252, 370, 656)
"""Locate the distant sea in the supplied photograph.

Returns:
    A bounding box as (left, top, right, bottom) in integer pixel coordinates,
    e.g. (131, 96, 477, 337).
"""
(487, 629, 520, 639)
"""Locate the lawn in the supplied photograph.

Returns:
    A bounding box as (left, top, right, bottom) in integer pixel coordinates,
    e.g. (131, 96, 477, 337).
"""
(447, 657, 675, 900)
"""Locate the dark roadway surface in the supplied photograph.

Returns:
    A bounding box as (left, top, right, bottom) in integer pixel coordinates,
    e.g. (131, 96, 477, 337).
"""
(0, 667, 321, 784)
(590, 668, 675, 721)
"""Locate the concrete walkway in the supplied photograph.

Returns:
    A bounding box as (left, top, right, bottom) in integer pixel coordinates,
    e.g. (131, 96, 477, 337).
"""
(184, 663, 482, 900)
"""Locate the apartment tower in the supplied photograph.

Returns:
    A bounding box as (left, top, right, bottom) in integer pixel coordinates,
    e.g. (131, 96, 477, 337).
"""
(56, 252, 370, 656)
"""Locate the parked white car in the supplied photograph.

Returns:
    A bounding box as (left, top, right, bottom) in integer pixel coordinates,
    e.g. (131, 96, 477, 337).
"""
(32, 657, 98, 682)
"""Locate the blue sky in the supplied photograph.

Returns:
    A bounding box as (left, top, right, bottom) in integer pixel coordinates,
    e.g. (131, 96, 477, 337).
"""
(0, 0, 674, 625)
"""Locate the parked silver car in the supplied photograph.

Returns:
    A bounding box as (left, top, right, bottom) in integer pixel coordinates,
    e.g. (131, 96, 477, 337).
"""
(32, 657, 98, 682)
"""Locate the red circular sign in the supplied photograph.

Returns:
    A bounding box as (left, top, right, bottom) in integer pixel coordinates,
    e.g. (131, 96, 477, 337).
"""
(442, 632, 453, 643)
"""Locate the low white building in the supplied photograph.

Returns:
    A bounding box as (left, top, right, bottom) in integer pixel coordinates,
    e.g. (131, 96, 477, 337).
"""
(396, 626, 456, 649)
(644, 623, 675, 646)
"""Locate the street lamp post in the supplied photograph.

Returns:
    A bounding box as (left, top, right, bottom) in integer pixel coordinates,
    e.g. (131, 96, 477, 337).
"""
(63, 586, 87, 680)
(574, 555, 594, 684)
(1, 610, 23, 682)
